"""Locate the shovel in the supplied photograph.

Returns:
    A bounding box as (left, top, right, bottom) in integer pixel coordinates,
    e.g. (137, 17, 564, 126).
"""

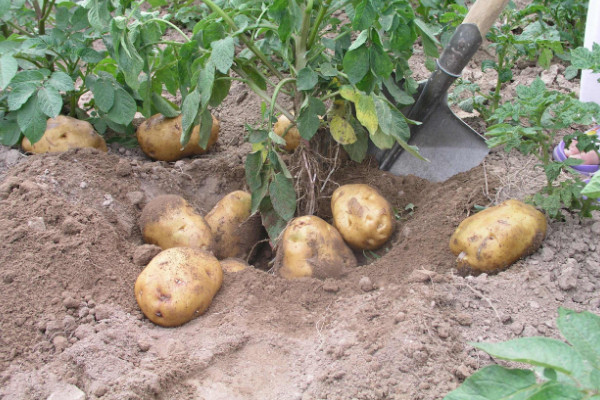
(376, 0, 510, 182)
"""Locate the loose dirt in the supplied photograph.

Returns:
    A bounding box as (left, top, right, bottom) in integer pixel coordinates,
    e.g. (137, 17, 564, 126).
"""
(1, 42, 599, 400)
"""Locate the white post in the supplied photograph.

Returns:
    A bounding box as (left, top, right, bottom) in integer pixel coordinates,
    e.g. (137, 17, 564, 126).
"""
(580, 0, 600, 105)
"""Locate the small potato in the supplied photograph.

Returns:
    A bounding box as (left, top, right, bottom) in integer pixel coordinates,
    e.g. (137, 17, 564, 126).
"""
(220, 258, 250, 273)
(205, 190, 263, 260)
(140, 195, 215, 252)
(331, 184, 395, 250)
(134, 247, 223, 327)
(273, 115, 301, 151)
(276, 215, 357, 279)
(449, 199, 547, 273)
(22, 115, 107, 153)
(137, 113, 220, 162)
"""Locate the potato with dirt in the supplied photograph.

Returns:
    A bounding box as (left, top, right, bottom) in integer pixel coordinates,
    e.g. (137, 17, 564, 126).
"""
(331, 184, 395, 250)
(220, 258, 251, 273)
(21, 115, 107, 154)
(273, 115, 301, 151)
(136, 113, 220, 162)
(134, 247, 223, 327)
(276, 215, 357, 279)
(140, 195, 215, 252)
(204, 190, 263, 260)
(449, 199, 547, 273)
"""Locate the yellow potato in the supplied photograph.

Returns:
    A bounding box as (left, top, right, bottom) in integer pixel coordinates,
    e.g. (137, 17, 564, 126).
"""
(273, 115, 301, 151)
(205, 190, 263, 260)
(136, 113, 220, 162)
(134, 247, 223, 327)
(22, 115, 107, 153)
(449, 199, 547, 273)
(331, 184, 395, 250)
(276, 215, 357, 279)
(140, 194, 215, 252)
(220, 257, 250, 273)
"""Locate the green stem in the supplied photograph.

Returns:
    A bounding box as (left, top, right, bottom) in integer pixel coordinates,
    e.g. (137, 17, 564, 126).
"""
(69, 93, 77, 117)
(7, 22, 31, 36)
(307, 0, 332, 49)
(138, 40, 190, 52)
(144, 18, 191, 42)
(319, 90, 340, 102)
(203, 0, 284, 80)
(296, 0, 313, 70)
(270, 77, 296, 116)
(491, 48, 506, 112)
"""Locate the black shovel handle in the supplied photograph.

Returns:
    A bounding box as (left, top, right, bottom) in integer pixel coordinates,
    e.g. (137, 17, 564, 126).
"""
(379, 0, 509, 171)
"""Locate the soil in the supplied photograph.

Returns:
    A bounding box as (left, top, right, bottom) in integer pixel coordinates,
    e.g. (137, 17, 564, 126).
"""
(1, 38, 599, 400)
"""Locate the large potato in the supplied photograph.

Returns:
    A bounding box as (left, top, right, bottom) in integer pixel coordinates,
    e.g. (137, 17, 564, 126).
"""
(137, 113, 220, 161)
(204, 190, 263, 260)
(134, 247, 223, 327)
(140, 194, 215, 252)
(22, 115, 107, 153)
(449, 199, 547, 273)
(276, 215, 357, 279)
(273, 115, 301, 151)
(220, 258, 250, 273)
(331, 184, 395, 250)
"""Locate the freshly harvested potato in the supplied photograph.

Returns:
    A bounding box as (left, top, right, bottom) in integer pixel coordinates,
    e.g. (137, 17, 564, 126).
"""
(449, 199, 547, 273)
(204, 190, 263, 260)
(275, 215, 357, 279)
(134, 247, 223, 327)
(137, 113, 220, 162)
(22, 115, 107, 153)
(220, 258, 250, 273)
(273, 115, 301, 151)
(331, 184, 395, 250)
(140, 194, 215, 252)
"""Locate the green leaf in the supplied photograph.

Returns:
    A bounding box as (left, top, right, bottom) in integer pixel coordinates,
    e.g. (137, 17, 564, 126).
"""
(106, 87, 136, 126)
(370, 44, 393, 79)
(297, 97, 325, 140)
(0, 0, 10, 16)
(269, 173, 296, 221)
(374, 95, 409, 141)
(0, 54, 18, 90)
(48, 72, 74, 92)
(383, 78, 415, 106)
(11, 70, 46, 87)
(370, 127, 394, 149)
(329, 116, 357, 144)
(88, 77, 115, 113)
(557, 308, 600, 369)
(473, 337, 584, 377)
(209, 75, 231, 107)
(348, 30, 368, 51)
(355, 93, 378, 135)
(37, 87, 62, 118)
(581, 174, 600, 199)
(442, 365, 538, 400)
(414, 18, 440, 58)
(8, 84, 37, 111)
(151, 93, 180, 118)
(352, 0, 376, 31)
(259, 197, 288, 242)
(342, 119, 369, 162)
(527, 382, 584, 400)
(17, 96, 47, 144)
(198, 64, 215, 109)
(269, 130, 287, 146)
(181, 90, 201, 145)
(297, 67, 318, 91)
(0, 120, 21, 146)
(197, 109, 213, 149)
(245, 151, 264, 191)
(251, 176, 269, 214)
(343, 46, 370, 84)
(118, 35, 144, 90)
(210, 37, 235, 74)
(340, 85, 359, 103)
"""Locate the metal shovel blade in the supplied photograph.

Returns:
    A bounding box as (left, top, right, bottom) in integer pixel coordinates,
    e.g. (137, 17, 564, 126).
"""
(385, 95, 489, 182)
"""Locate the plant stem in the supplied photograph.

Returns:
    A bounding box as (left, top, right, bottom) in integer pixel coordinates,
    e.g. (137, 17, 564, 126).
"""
(307, 0, 332, 49)
(202, 0, 284, 80)
(270, 77, 296, 116)
(144, 18, 191, 42)
(320, 90, 340, 102)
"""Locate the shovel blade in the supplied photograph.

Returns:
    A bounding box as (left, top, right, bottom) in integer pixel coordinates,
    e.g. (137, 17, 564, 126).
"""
(386, 101, 489, 182)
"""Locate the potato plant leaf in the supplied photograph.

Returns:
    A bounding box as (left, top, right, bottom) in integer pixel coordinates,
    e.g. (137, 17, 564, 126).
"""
(370, 127, 394, 149)
(106, 87, 136, 126)
(329, 116, 357, 144)
(342, 117, 369, 162)
(0, 120, 21, 146)
(0, 54, 18, 90)
(352, 0, 376, 31)
(197, 109, 213, 149)
(297, 67, 318, 91)
(259, 196, 288, 242)
(557, 308, 600, 370)
(151, 93, 180, 118)
(373, 95, 409, 141)
(245, 151, 264, 192)
(8, 84, 37, 111)
(355, 93, 378, 135)
(297, 96, 325, 140)
(343, 45, 370, 84)
(210, 37, 235, 74)
(17, 96, 47, 144)
(48, 72, 74, 92)
(581, 174, 600, 199)
(269, 173, 296, 221)
(37, 87, 62, 118)
(181, 89, 201, 146)
(87, 76, 115, 113)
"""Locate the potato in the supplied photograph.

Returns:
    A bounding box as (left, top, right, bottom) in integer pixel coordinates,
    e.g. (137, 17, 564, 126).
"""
(134, 247, 223, 327)
(331, 184, 395, 250)
(275, 215, 357, 279)
(22, 115, 107, 153)
(204, 190, 263, 260)
(220, 258, 250, 273)
(273, 115, 301, 151)
(449, 199, 547, 273)
(136, 113, 220, 162)
(140, 194, 215, 252)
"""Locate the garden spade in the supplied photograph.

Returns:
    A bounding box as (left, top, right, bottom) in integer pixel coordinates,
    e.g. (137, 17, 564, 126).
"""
(376, 0, 510, 182)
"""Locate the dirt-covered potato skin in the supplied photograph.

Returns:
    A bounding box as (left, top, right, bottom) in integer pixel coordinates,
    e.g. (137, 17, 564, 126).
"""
(449, 199, 547, 273)
(136, 113, 220, 162)
(134, 247, 223, 327)
(273, 115, 301, 151)
(140, 195, 215, 252)
(22, 115, 107, 154)
(276, 215, 357, 280)
(204, 191, 263, 260)
(331, 184, 395, 250)
(220, 258, 250, 273)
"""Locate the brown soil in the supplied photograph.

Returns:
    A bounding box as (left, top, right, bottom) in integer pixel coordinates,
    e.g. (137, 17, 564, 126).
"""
(1, 41, 599, 400)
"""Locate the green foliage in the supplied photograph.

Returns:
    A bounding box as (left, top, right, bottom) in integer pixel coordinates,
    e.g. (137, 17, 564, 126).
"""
(443, 308, 600, 400)
(484, 77, 600, 218)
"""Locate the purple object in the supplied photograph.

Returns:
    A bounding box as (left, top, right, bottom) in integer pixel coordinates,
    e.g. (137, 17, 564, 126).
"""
(552, 140, 599, 176)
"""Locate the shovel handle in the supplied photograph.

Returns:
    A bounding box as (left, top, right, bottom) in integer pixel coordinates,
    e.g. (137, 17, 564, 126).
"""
(463, 0, 510, 37)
